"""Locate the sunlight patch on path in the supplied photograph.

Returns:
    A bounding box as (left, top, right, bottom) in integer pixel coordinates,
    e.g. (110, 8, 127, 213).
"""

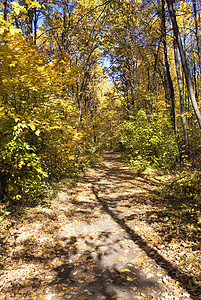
(0, 153, 194, 300)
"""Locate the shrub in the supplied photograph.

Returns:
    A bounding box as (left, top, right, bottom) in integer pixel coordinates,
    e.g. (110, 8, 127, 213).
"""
(119, 110, 178, 169)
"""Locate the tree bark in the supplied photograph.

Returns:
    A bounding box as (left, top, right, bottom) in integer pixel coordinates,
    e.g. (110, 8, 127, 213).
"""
(3, 0, 8, 21)
(161, 0, 183, 162)
(166, 0, 201, 129)
(192, 0, 201, 72)
(173, 40, 189, 156)
(33, 8, 37, 44)
(0, 171, 6, 201)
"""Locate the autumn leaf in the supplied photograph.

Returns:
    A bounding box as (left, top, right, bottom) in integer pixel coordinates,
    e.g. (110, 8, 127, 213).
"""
(132, 257, 145, 266)
(29, 124, 36, 131)
(157, 280, 163, 284)
(123, 268, 131, 272)
(23, 280, 29, 287)
(151, 237, 158, 243)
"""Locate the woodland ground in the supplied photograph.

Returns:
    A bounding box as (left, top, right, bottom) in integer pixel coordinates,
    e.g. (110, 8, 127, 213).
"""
(0, 153, 200, 300)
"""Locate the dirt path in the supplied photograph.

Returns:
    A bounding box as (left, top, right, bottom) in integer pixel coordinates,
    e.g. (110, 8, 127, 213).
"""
(0, 153, 199, 299)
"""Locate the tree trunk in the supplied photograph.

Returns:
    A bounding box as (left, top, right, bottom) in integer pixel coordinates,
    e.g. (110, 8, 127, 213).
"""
(166, 0, 201, 129)
(192, 0, 201, 72)
(173, 40, 189, 156)
(161, 0, 183, 162)
(3, 0, 8, 21)
(33, 8, 37, 44)
(0, 171, 6, 201)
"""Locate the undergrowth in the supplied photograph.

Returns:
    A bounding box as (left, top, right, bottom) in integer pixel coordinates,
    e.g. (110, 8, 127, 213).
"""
(153, 171, 201, 246)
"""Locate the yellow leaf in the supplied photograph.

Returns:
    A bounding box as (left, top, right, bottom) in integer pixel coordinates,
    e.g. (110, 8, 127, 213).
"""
(15, 28, 22, 34)
(35, 129, 40, 136)
(11, 1, 23, 15)
(123, 268, 131, 272)
(29, 124, 36, 131)
(9, 25, 15, 35)
(127, 276, 136, 281)
(9, 62, 16, 67)
(151, 237, 158, 243)
(23, 280, 29, 287)
(145, 233, 153, 238)
(0, 28, 5, 34)
(58, 292, 65, 296)
(26, 0, 41, 9)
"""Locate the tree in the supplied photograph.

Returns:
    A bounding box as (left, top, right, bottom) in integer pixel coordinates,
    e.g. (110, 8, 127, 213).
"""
(173, 40, 189, 156)
(166, 0, 201, 129)
(160, 0, 183, 161)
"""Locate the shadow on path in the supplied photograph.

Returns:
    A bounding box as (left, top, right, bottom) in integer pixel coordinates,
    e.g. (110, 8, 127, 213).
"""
(89, 153, 200, 299)
(1, 153, 200, 300)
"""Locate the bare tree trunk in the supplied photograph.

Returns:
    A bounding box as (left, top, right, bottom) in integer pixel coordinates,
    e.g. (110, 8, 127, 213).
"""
(33, 8, 37, 44)
(161, 0, 183, 162)
(28, 9, 33, 37)
(3, 0, 8, 21)
(173, 40, 189, 156)
(166, 0, 201, 129)
(192, 0, 201, 72)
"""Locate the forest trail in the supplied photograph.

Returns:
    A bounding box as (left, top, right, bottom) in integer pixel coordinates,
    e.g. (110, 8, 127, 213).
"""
(0, 153, 199, 299)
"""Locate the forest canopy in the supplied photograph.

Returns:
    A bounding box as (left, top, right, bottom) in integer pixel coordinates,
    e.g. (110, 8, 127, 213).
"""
(0, 0, 201, 203)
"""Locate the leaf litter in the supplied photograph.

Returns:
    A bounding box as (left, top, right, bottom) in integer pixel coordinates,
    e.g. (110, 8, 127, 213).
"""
(0, 153, 200, 299)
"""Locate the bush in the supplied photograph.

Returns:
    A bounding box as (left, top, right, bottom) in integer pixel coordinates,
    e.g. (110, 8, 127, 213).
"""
(1, 121, 47, 202)
(119, 110, 178, 169)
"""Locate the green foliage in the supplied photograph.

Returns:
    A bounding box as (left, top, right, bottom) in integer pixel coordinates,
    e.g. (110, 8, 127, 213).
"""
(119, 110, 178, 169)
(1, 121, 47, 202)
